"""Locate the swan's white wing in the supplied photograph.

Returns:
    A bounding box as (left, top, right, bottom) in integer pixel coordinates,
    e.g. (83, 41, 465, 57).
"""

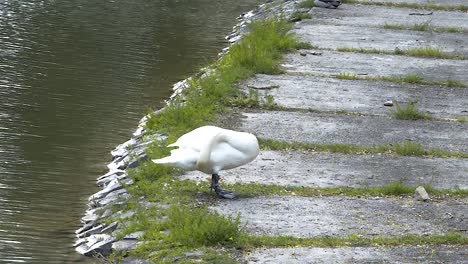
(152, 148, 199, 171)
(209, 132, 259, 172)
(169, 126, 223, 151)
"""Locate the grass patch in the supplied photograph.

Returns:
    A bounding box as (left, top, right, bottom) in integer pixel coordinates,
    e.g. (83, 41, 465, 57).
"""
(298, 0, 315, 8)
(259, 138, 468, 158)
(400, 47, 462, 59)
(410, 22, 430, 32)
(456, 117, 467, 122)
(341, 0, 468, 12)
(336, 46, 462, 59)
(383, 24, 405, 30)
(112, 18, 304, 261)
(383, 23, 468, 34)
(391, 101, 433, 120)
(239, 233, 468, 249)
(329, 73, 466, 88)
(336, 47, 385, 54)
(336, 73, 360, 80)
(290, 12, 312, 21)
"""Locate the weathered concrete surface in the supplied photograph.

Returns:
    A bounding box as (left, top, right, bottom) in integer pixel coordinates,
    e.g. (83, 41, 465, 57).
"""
(243, 74, 468, 119)
(245, 246, 468, 264)
(294, 24, 468, 56)
(240, 111, 468, 153)
(307, 4, 468, 30)
(355, 0, 468, 8)
(212, 196, 467, 238)
(282, 50, 468, 85)
(180, 150, 468, 189)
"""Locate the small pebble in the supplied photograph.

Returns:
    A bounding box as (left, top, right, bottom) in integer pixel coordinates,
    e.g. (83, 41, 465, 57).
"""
(384, 100, 394, 107)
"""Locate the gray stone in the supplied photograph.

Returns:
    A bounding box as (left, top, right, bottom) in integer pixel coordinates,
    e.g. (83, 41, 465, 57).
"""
(384, 100, 394, 107)
(75, 234, 114, 257)
(101, 222, 119, 234)
(112, 240, 140, 254)
(415, 186, 431, 201)
(77, 224, 105, 238)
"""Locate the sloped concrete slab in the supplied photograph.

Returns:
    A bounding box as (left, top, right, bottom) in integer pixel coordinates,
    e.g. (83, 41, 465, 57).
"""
(354, 0, 468, 7)
(240, 111, 468, 153)
(243, 74, 468, 119)
(180, 151, 468, 190)
(245, 246, 468, 264)
(294, 24, 468, 56)
(307, 5, 468, 30)
(282, 50, 468, 85)
(212, 196, 467, 237)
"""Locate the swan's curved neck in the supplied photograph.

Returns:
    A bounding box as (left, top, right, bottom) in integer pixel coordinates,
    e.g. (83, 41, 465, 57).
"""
(196, 132, 224, 173)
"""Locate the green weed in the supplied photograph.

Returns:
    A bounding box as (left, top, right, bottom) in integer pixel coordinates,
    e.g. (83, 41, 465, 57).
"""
(336, 73, 360, 80)
(259, 138, 468, 158)
(298, 0, 315, 8)
(290, 12, 312, 21)
(391, 101, 432, 120)
(456, 117, 467, 122)
(393, 142, 427, 156)
(239, 233, 468, 248)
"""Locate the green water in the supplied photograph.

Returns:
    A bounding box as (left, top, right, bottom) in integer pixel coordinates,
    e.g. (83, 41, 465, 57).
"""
(0, 0, 258, 262)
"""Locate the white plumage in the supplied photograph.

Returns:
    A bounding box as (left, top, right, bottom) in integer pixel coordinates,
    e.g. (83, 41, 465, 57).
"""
(152, 126, 259, 198)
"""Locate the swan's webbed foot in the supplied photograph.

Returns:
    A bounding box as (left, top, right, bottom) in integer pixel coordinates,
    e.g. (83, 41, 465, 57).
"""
(210, 174, 237, 199)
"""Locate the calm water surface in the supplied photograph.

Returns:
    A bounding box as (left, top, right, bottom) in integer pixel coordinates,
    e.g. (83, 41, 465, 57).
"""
(0, 0, 258, 262)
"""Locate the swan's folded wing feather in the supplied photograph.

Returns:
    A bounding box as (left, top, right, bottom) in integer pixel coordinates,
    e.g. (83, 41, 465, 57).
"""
(152, 148, 199, 171)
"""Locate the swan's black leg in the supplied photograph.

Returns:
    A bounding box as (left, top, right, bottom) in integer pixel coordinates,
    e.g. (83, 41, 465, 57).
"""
(210, 174, 236, 199)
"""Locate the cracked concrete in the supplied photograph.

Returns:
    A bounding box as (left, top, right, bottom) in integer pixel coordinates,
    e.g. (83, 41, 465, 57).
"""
(307, 4, 468, 30)
(244, 246, 468, 264)
(212, 196, 467, 238)
(180, 150, 468, 189)
(243, 74, 468, 119)
(240, 111, 468, 153)
(282, 50, 468, 85)
(294, 24, 468, 57)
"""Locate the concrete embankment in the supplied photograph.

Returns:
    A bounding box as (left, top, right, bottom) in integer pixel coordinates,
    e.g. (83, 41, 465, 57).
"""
(75, 0, 468, 263)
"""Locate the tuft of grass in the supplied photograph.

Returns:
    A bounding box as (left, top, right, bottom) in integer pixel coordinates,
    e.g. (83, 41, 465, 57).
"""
(410, 22, 430, 32)
(336, 47, 385, 54)
(164, 206, 241, 248)
(239, 233, 468, 249)
(397, 74, 425, 84)
(391, 101, 433, 120)
(392, 142, 427, 156)
(446, 80, 466, 88)
(298, 0, 315, 9)
(336, 73, 360, 80)
(294, 42, 318, 50)
(383, 24, 406, 30)
(402, 47, 460, 59)
(456, 117, 467, 122)
(290, 12, 312, 21)
(383, 23, 468, 34)
(259, 138, 468, 158)
(335, 46, 462, 59)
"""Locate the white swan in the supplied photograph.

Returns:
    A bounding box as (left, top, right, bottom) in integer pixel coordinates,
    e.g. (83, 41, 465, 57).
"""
(152, 126, 260, 199)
